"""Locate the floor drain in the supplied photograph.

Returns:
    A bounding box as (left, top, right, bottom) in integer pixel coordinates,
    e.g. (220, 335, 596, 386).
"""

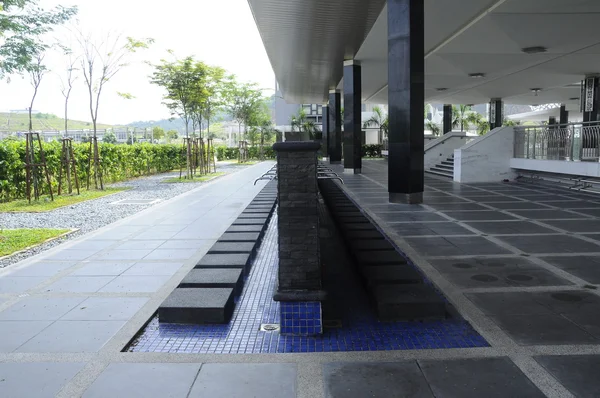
(259, 324, 280, 332)
(323, 320, 342, 328)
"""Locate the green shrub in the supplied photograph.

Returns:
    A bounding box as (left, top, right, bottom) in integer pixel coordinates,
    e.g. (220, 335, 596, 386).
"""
(362, 144, 383, 158)
(215, 145, 276, 161)
(0, 140, 184, 202)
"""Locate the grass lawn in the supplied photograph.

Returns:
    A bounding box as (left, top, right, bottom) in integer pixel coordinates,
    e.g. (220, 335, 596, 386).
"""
(0, 229, 71, 257)
(163, 172, 226, 183)
(0, 187, 129, 213)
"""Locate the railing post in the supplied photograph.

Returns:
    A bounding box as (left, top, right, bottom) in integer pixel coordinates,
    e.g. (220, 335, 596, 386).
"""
(532, 130, 537, 159)
(526, 130, 530, 159)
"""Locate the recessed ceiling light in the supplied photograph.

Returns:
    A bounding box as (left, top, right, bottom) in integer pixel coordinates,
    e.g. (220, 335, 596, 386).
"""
(436, 88, 448, 92)
(522, 46, 548, 54)
(569, 97, 580, 101)
(469, 73, 485, 78)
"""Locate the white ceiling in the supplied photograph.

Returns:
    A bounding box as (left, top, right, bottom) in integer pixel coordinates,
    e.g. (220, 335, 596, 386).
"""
(358, 0, 600, 106)
(249, 0, 600, 106)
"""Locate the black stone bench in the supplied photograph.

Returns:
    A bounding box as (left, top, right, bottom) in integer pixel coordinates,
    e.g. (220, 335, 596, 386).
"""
(179, 268, 244, 295)
(159, 288, 235, 324)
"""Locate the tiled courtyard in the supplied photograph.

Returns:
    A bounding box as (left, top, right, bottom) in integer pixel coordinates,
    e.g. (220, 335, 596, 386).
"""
(0, 159, 600, 397)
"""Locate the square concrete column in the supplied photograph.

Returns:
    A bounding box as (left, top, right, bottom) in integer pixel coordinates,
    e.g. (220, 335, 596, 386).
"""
(560, 105, 569, 125)
(582, 76, 600, 122)
(322, 105, 330, 158)
(387, 0, 425, 204)
(328, 90, 342, 164)
(489, 98, 504, 130)
(273, 141, 325, 336)
(443, 104, 452, 134)
(343, 61, 362, 174)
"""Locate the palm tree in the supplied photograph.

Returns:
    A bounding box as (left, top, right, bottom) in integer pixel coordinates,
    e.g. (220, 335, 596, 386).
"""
(452, 105, 473, 132)
(363, 106, 387, 144)
(290, 108, 320, 139)
(466, 112, 490, 136)
(425, 120, 441, 136)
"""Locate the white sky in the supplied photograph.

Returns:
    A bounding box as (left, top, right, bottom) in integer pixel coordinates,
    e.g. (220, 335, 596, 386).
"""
(0, 0, 275, 125)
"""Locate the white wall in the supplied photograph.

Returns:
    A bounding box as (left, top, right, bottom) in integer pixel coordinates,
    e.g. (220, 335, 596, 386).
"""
(510, 158, 600, 177)
(454, 126, 517, 183)
(424, 132, 469, 170)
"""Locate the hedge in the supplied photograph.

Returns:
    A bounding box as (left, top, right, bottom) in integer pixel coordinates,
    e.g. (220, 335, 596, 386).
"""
(0, 139, 183, 202)
(215, 145, 276, 161)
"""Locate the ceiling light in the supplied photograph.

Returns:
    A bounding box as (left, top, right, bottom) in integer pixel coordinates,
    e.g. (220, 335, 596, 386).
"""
(531, 88, 542, 96)
(569, 97, 580, 101)
(522, 46, 548, 54)
(469, 73, 485, 78)
(436, 88, 448, 92)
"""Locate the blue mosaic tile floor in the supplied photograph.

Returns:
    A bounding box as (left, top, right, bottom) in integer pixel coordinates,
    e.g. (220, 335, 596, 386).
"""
(127, 212, 488, 354)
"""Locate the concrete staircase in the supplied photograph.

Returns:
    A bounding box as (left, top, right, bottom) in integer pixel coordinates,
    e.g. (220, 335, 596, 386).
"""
(428, 154, 454, 178)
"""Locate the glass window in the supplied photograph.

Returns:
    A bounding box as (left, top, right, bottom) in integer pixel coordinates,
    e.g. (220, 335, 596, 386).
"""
(361, 104, 366, 112)
(302, 105, 311, 113)
(317, 105, 323, 115)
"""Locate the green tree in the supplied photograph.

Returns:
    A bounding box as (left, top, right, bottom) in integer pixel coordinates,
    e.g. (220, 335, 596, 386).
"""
(466, 113, 491, 136)
(203, 66, 227, 138)
(452, 105, 473, 132)
(225, 79, 263, 141)
(166, 129, 178, 142)
(0, 0, 77, 78)
(363, 106, 387, 143)
(152, 126, 165, 142)
(290, 108, 319, 139)
(103, 131, 117, 144)
(425, 120, 441, 136)
(27, 52, 47, 132)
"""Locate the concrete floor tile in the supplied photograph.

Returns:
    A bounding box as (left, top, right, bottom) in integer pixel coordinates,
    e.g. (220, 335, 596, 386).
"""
(464, 221, 557, 235)
(189, 363, 297, 398)
(418, 357, 545, 398)
(323, 361, 433, 398)
(536, 355, 600, 398)
(99, 275, 171, 293)
(0, 277, 47, 293)
(16, 320, 126, 352)
(114, 240, 165, 250)
(497, 235, 600, 254)
(95, 249, 154, 260)
(0, 321, 52, 352)
(8, 261, 76, 277)
(143, 249, 198, 261)
(44, 276, 115, 293)
(44, 249, 98, 261)
(83, 363, 201, 398)
(0, 297, 85, 321)
(122, 262, 184, 276)
(69, 262, 135, 276)
(0, 362, 84, 398)
(61, 297, 149, 321)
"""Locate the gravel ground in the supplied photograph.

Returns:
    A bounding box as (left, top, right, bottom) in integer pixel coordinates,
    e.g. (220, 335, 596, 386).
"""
(0, 162, 253, 268)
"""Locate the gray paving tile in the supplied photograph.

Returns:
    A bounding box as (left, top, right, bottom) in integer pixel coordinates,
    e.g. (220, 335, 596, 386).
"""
(541, 219, 600, 233)
(44, 249, 98, 261)
(423, 197, 470, 204)
(67, 240, 116, 251)
(389, 222, 475, 236)
(98, 275, 171, 293)
(189, 363, 297, 398)
(536, 355, 600, 398)
(122, 262, 184, 276)
(323, 362, 433, 398)
(159, 240, 213, 250)
(16, 320, 126, 352)
(95, 249, 154, 260)
(0, 321, 52, 352)
(497, 235, 600, 254)
(61, 297, 148, 321)
(433, 265, 570, 289)
(0, 362, 84, 398)
(464, 221, 557, 235)
(572, 208, 600, 217)
(442, 211, 519, 221)
(484, 201, 553, 210)
(0, 277, 47, 293)
(70, 262, 135, 276)
(418, 357, 545, 398)
(378, 212, 448, 223)
(0, 297, 85, 320)
(508, 209, 589, 220)
(93, 226, 144, 240)
(405, 237, 512, 257)
(8, 261, 76, 277)
(425, 202, 489, 211)
(542, 200, 600, 209)
(465, 292, 553, 316)
(144, 248, 198, 261)
(476, 196, 529, 203)
(113, 240, 165, 250)
(133, 229, 182, 240)
(83, 363, 201, 398)
(367, 204, 429, 212)
(44, 276, 115, 293)
(541, 256, 600, 283)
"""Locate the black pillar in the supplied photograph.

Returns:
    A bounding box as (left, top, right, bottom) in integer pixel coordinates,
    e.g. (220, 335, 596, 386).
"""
(548, 116, 557, 125)
(343, 61, 362, 173)
(559, 105, 569, 125)
(582, 76, 600, 123)
(328, 90, 342, 164)
(489, 98, 504, 130)
(322, 105, 329, 158)
(387, 0, 424, 204)
(443, 104, 452, 134)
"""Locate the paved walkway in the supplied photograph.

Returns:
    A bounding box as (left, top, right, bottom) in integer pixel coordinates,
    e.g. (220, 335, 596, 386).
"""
(2, 158, 599, 397)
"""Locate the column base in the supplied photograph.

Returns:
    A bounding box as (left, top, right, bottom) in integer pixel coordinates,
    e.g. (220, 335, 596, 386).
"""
(344, 168, 362, 174)
(389, 192, 423, 204)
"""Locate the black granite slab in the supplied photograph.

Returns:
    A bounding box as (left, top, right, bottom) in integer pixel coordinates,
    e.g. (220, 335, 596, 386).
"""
(158, 288, 235, 324)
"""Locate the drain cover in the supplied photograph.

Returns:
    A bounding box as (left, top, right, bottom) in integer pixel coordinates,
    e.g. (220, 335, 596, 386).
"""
(259, 324, 280, 332)
(110, 199, 161, 205)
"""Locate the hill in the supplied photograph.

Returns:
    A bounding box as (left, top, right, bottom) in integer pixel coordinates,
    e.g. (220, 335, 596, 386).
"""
(0, 112, 113, 132)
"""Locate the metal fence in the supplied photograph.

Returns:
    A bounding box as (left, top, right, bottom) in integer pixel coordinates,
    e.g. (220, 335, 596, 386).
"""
(514, 122, 600, 162)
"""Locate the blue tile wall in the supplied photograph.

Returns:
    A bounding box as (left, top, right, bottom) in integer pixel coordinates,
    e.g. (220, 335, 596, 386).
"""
(280, 302, 323, 336)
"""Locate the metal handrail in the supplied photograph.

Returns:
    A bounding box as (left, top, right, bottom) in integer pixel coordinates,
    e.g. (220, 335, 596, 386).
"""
(514, 122, 600, 162)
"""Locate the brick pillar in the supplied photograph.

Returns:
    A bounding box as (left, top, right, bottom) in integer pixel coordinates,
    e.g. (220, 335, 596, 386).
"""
(273, 141, 325, 336)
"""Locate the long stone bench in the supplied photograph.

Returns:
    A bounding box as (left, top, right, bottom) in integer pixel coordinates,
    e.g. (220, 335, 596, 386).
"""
(318, 178, 447, 321)
(158, 180, 278, 325)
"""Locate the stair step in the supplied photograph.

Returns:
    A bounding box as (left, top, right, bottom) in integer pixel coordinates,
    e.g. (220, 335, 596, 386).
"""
(430, 166, 453, 174)
(437, 164, 453, 170)
(427, 169, 453, 178)
(441, 161, 454, 166)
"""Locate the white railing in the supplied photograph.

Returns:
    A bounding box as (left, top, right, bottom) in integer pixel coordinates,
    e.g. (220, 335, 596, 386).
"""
(514, 122, 600, 162)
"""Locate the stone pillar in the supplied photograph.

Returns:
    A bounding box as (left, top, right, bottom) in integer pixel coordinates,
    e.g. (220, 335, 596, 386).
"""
(582, 76, 600, 123)
(343, 60, 362, 174)
(273, 141, 325, 336)
(322, 105, 329, 158)
(489, 98, 504, 130)
(328, 90, 342, 164)
(443, 104, 453, 134)
(560, 105, 569, 125)
(387, 0, 425, 204)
